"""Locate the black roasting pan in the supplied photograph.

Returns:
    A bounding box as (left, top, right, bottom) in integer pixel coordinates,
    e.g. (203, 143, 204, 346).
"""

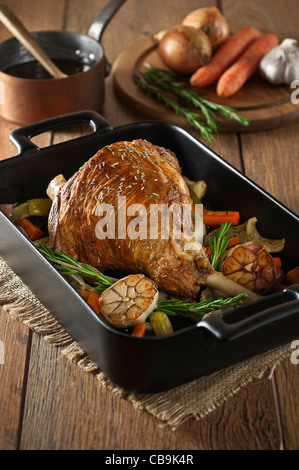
(0, 110, 299, 393)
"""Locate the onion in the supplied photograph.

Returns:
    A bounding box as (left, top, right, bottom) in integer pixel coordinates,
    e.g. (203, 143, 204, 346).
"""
(182, 7, 229, 49)
(157, 25, 212, 74)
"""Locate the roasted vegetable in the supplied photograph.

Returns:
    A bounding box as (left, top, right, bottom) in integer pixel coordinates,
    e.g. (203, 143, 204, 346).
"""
(131, 323, 147, 337)
(13, 198, 52, 220)
(286, 266, 299, 285)
(46, 174, 66, 201)
(16, 217, 43, 241)
(204, 217, 285, 254)
(149, 311, 174, 336)
(221, 242, 278, 294)
(203, 209, 240, 227)
(99, 274, 159, 328)
(245, 217, 285, 253)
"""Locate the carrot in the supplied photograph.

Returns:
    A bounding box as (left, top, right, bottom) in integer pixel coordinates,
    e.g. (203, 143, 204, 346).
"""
(286, 266, 299, 285)
(217, 33, 279, 97)
(78, 290, 101, 314)
(78, 289, 91, 300)
(190, 26, 260, 88)
(16, 216, 43, 241)
(203, 210, 240, 227)
(273, 257, 282, 268)
(132, 323, 147, 337)
(205, 235, 240, 257)
(86, 292, 101, 315)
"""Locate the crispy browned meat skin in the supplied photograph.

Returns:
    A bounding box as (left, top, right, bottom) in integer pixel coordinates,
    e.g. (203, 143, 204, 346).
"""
(48, 139, 212, 300)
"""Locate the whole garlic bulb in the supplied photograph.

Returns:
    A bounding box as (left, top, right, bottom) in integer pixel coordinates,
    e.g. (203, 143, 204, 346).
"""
(259, 38, 299, 85)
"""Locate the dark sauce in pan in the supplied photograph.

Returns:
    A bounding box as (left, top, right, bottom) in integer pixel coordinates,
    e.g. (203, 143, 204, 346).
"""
(3, 58, 90, 79)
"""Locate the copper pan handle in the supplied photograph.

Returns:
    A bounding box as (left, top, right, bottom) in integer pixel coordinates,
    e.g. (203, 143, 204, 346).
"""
(88, 0, 127, 42)
(0, 2, 67, 79)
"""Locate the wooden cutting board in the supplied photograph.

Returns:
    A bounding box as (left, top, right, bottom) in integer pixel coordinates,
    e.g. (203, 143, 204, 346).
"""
(112, 32, 299, 134)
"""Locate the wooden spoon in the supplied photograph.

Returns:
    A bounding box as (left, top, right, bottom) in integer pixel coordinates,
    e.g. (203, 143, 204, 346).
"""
(0, 2, 67, 79)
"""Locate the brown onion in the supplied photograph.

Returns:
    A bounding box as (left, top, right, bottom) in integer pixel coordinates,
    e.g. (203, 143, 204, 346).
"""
(157, 25, 212, 74)
(182, 7, 229, 49)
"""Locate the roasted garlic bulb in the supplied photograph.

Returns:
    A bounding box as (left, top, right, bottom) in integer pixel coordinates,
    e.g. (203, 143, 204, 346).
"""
(99, 274, 159, 328)
(221, 243, 277, 295)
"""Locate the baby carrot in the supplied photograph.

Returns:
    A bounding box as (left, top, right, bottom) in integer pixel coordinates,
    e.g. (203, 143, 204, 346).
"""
(286, 266, 299, 285)
(16, 216, 43, 241)
(190, 26, 260, 88)
(217, 33, 279, 97)
(86, 292, 101, 315)
(78, 290, 101, 314)
(132, 323, 147, 337)
(203, 210, 240, 227)
(77, 289, 91, 300)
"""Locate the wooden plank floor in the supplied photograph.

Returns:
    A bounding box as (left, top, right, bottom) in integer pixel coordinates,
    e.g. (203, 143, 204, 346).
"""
(0, 0, 298, 450)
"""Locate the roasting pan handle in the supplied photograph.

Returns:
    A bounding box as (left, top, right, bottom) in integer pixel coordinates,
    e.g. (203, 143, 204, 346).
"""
(9, 110, 112, 155)
(200, 284, 299, 341)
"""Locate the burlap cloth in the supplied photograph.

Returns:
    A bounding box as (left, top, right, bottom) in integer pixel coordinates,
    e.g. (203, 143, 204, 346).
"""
(0, 256, 292, 429)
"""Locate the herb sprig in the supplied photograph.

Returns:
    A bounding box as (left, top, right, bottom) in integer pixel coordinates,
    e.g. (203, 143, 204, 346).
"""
(133, 71, 214, 141)
(208, 222, 232, 270)
(39, 243, 247, 319)
(39, 243, 114, 288)
(133, 66, 250, 141)
(157, 293, 247, 318)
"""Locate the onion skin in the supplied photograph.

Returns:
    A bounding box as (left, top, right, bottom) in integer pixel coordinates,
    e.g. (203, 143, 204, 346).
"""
(158, 25, 212, 74)
(182, 7, 229, 49)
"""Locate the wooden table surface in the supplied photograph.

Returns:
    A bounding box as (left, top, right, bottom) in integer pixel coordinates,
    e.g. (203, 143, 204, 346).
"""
(0, 0, 299, 451)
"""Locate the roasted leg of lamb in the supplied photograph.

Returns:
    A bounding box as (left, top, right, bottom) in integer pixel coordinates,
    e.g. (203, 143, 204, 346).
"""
(48, 139, 259, 302)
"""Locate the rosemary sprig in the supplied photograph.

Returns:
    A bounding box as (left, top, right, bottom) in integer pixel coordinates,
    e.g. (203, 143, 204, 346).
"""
(209, 222, 232, 270)
(143, 66, 250, 128)
(39, 244, 247, 321)
(157, 292, 248, 318)
(39, 243, 114, 288)
(133, 71, 214, 141)
(133, 66, 250, 140)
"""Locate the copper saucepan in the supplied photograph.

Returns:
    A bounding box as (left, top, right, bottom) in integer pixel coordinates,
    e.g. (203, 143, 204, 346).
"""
(0, 0, 126, 124)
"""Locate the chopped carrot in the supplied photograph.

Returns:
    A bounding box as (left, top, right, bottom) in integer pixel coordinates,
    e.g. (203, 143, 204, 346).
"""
(203, 210, 240, 227)
(86, 292, 101, 315)
(273, 257, 282, 268)
(286, 267, 299, 285)
(217, 34, 279, 97)
(77, 289, 91, 300)
(16, 216, 43, 241)
(205, 235, 240, 257)
(132, 323, 146, 337)
(78, 290, 101, 314)
(227, 236, 240, 249)
(190, 27, 260, 88)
